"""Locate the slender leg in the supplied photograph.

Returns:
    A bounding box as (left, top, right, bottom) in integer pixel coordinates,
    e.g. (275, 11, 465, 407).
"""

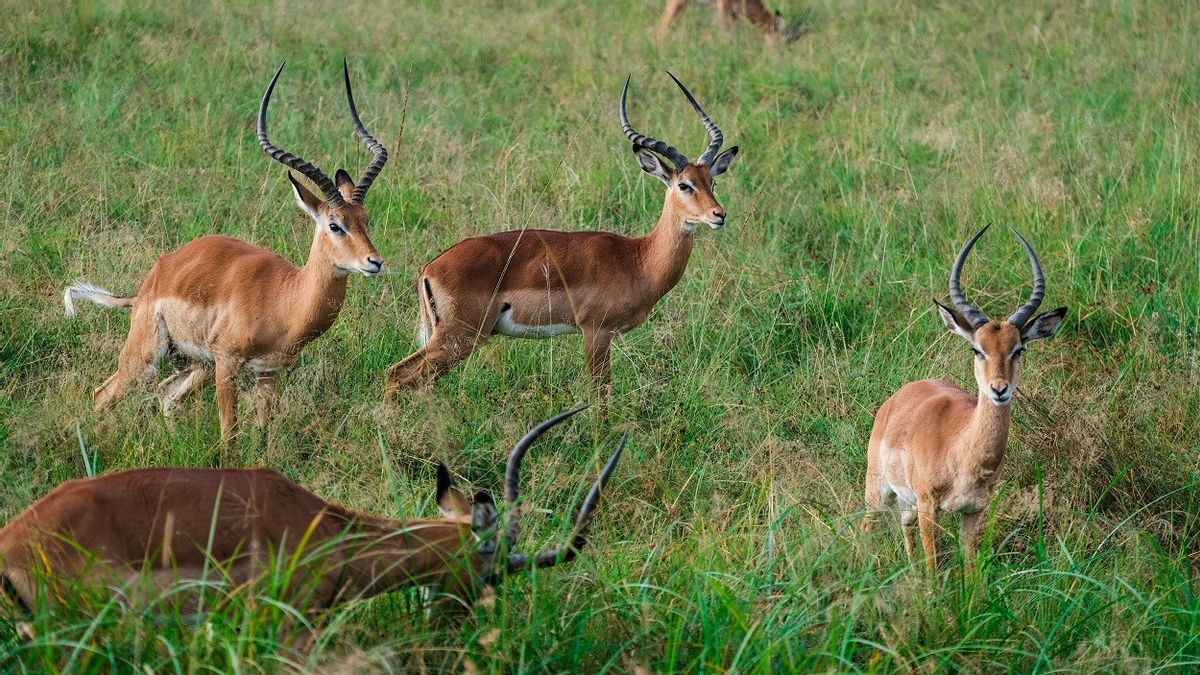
(916, 496, 940, 574)
(960, 510, 986, 571)
(656, 0, 690, 37)
(386, 322, 494, 399)
(214, 357, 243, 448)
(583, 328, 614, 401)
(900, 508, 918, 559)
(253, 372, 278, 429)
(94, 309, 167, 411)
(158, 365, 213, 419)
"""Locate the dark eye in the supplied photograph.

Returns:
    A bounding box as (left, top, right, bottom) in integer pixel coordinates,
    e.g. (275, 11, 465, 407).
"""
(973, 348, 985, 359)
(678, 183, 693, 193)
(329, 223, 344, 234)
(1012, 347, 1024, 359)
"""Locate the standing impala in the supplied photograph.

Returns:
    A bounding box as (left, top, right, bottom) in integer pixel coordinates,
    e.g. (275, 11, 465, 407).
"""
(862, 225, 1068, 573)
(62, 61, 389, 447)
(0, 407, 624, 636)
(386, 73, 739, 400)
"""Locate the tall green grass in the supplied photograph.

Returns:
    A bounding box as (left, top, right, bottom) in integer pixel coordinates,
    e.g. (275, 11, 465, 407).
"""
(1, 0, 1199, 671)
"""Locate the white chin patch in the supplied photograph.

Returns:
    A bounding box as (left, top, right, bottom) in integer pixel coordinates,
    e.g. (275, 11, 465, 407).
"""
(707, 221, 724, 230)
(681, 221, 699, 233)
(990, 396, 1012, 406)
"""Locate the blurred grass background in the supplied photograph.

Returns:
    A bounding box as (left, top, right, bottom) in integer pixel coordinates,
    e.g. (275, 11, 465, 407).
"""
(1, 0, 1199, 671)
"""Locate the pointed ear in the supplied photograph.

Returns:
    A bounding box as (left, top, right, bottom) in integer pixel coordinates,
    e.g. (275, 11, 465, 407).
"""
(287, 172, 323, 221)
(934, 299, 976, 343)
(470, 493, 498, 547)
(633, 146, 673, 185)
(710, 145, 739, 177)
(1021, 306, 1067, 342)
(335, 169, 355, 203)
(436, 464, 471, 518)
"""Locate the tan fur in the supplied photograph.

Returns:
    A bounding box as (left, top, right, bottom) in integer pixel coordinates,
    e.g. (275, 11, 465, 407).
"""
(863, 313, 1065, 573)
(386, 163, 728, 400)
(0, 468, 485, 622)
(656, 0, 790, 40)
(73, 176, 382, 448)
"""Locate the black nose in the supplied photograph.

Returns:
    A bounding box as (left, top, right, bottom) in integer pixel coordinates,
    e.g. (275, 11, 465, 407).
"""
(712, 209, 726, 220)
(991, 384, 1008, 396)
(367, 257, 383, 270)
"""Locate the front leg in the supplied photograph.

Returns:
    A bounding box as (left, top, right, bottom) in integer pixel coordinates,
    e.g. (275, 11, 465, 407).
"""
(960, 510, 987, 571)
(214, 357, 244, 448)
(582, 328, 614, 404)
(915, 495, 940, 575)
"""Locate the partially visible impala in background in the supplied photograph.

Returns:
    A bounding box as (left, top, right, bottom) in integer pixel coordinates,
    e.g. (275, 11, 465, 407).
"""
(0, 407, 624, 644)
(862, 225, 1068, 573)
(63, 61, 390, 447)
(656, 0, 800, 42)
(386, 73, 739, 404)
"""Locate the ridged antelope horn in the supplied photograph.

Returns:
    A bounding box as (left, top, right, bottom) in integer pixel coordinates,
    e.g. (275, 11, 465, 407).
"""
(620, 75, 690, 169)
(505, 432, 626, 573)
(948, 224, 992, 329)
(257, 63, 344, 207)
(665, 71, 723, 166)
(1006, 227, 1046, 327)
(342, 59, 389, 204)
(504, 404, 591, 548)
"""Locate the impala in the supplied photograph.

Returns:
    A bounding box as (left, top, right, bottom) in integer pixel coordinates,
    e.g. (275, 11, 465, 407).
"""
(0, 407, 623, 640)
(385, 73, 739, 401)
(862, 225, 1068, 573)
(656, 0, 798, 42)
(62, 61, 389, 447)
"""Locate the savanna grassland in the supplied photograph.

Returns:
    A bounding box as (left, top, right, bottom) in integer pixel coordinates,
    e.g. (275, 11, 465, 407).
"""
(2, 0, 1200, 671)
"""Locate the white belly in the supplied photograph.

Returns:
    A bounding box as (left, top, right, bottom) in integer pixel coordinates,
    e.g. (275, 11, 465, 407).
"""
(494, 309, 577, 339)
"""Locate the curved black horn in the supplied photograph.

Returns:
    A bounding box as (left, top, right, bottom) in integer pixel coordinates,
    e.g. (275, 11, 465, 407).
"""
(257, 63, 344, 207)
(948, 224, 992, 329)
(504, 404, 590, 549)
(665, 71, 723, 166)
(1006, 227, 1046, 327)
(620, 75, 689, 169)
(506, 432, 625, 574)
(343, 59, 389, 204)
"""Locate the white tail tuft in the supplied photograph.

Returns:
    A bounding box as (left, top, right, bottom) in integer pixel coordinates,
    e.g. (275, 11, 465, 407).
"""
(63, 282, 135, 317)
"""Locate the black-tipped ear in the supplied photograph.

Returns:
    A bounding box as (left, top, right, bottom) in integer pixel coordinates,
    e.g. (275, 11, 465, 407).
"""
(633, 146, 674, 185)
(335, 169, 355, 188)
(287, 171, 322, 219)
(710, 146, 739, 177)
(934, 299, 977, 343)
(1021, 306, 1067, 342)
(436, 464, 470, 518)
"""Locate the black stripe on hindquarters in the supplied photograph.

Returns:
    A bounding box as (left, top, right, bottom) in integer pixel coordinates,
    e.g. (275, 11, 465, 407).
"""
(423, 278, 441, 325)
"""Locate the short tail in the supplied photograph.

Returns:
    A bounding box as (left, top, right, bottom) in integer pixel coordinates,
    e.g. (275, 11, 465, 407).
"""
(63, 282, 136, 317)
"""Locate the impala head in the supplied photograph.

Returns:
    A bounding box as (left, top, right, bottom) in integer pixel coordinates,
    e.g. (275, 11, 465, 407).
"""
(258, 61, 389, 277)
(620, 73, 739, 232)
(934, 225, 1068, 406)
(432, 405, 625, 589)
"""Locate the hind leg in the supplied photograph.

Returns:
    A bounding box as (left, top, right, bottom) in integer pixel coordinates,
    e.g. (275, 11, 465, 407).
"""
(386, 317, 496, 399)
(94, 309, 167, 411)
(158, 365, 213, 419)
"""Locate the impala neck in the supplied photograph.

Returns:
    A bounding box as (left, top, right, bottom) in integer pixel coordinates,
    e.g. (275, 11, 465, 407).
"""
(291, 235, 349, 344)
(963, 392, 1013, 471)
(640, 198, 697, 299)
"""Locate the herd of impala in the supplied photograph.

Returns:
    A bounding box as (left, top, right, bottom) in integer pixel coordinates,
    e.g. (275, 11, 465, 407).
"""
(3, 52, 1068, 646)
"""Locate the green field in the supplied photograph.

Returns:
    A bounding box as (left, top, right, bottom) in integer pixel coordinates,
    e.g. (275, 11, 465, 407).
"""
(3, 0, 1200, 671)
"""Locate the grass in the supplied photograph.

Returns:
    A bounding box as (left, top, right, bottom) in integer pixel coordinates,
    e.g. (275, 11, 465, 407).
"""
(2, 0, 1200, 671)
